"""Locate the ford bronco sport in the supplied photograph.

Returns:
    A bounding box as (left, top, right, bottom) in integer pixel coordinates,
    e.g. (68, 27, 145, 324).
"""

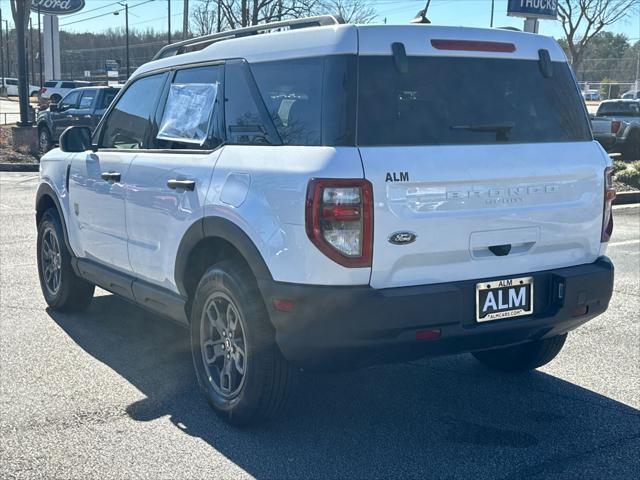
(36, 16, 615, 426)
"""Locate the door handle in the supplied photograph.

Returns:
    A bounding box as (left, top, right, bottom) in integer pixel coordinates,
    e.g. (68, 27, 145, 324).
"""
(101, 171, 121, 182)
(167, 179, 196, 191)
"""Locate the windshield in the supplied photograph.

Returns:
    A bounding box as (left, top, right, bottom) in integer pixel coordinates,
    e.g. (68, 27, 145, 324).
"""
(597, 101, 640, 117)
(357, 56, 591, 146)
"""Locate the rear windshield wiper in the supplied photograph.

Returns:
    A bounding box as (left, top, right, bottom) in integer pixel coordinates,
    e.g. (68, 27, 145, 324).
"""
(450, 122, 515, 141)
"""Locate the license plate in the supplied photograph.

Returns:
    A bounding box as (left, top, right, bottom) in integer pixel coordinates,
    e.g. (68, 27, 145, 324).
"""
(476, 276, 533, 322)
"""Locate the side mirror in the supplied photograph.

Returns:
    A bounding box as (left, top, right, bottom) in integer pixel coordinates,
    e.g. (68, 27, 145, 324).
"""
(59, 126, 95, 153)
(49, 103, 59, 112)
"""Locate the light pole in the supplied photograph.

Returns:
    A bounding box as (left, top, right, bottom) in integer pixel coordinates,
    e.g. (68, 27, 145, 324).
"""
(0, 9, 4, 90)
(490, 0, 495, 27)
(115, 3, 130, 79)
(3, 20, 9, 77)
(168, 0, 172, 45)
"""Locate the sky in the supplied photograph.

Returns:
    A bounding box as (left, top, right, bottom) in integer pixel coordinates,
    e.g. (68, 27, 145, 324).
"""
(1, 0, 639, 41)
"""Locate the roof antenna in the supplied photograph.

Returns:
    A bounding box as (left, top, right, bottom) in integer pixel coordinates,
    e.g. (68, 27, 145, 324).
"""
(411, 0, 432, 24)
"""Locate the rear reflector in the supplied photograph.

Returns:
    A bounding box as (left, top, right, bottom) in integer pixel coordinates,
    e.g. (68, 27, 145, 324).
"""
(273, 299, 294, 312)
(416, 329, 441, 340)
(601, 167, 616, 242)
(430, 39, 516, 53)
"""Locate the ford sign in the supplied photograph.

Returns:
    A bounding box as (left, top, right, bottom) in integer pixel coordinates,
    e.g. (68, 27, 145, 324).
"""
(30, 0, 86, 16)
(507, 0, 558, 20)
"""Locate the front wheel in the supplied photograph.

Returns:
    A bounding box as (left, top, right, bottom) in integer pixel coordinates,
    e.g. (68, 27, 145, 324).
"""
(190, 259, 294, 426)
(38, 127, 52, 153)
(37, 208, 94, 311)
(472, 333, 567, 372)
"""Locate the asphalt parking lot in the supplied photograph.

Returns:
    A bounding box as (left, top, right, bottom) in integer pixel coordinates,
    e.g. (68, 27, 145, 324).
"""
(1, 171, 638, 479)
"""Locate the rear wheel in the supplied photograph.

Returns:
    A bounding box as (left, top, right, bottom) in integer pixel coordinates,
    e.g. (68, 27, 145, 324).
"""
(37, 208, 94, 311)
(472, 333, 567, 372)
(190, 259, 294, 426)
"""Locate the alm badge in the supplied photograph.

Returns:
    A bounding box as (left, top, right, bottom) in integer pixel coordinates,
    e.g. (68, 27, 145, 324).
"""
(30, 0, 86, 16)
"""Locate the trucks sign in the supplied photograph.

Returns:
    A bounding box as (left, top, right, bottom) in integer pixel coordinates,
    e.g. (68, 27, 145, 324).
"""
(30, 0, 86, 16)
(507, 0, 558, 19)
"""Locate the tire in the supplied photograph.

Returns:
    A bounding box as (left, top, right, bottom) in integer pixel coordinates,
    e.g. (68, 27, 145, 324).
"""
(50, 94, 62, 104)
(472, 333, 567, 372)
(622, 129, 640, 160)
(30, 90, 39, 98)
(190, 259, 294, 426)
(37, 208, 94, 312)
(38, 126, 52, 153)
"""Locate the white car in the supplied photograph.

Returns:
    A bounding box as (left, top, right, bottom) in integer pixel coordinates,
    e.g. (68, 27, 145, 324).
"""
(36, 17, 615, 426)
(1, 77, 40, 97)
(622, 89, 639, 99)
(39, 79, 95, 103)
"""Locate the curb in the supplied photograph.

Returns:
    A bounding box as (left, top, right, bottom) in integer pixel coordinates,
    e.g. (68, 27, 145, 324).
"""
(0, 163, 39, 172)
(613, 191, 640, 205)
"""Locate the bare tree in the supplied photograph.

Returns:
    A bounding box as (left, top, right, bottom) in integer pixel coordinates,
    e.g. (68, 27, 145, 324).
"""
(557, 0, 640, 73)
(192, 0, 218, 35)
(320, 0, 376, 23)
(191, 0, 376, 33)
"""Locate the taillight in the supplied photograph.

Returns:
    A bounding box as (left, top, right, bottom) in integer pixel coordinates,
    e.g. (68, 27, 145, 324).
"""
(601, 167, 616, 242)
(611, 121, 621, 133)
(430, 39, 516, 53)
(305, 179, 373, 268)
(40, 87, 47, 94)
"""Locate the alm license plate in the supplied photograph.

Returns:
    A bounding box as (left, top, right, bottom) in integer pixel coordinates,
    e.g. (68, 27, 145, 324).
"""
(476, 276, 533, 322)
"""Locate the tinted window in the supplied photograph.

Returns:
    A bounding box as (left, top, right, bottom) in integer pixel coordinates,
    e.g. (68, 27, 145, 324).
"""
(59, 91, 81, 109)
(596, 101, 640, 117)
(224, 60, 277, 145)
(6, 79, 17, 85)
(358, 56, 591, 146)
(44, 81, 57, 88)
(99, 89, 119, 109)
(101, 73, 167, 149)
(61, 82, 76, 89)
(155, 65, 223, 149)
(251, 56, 356, 146)
(78, 90, 97, 109)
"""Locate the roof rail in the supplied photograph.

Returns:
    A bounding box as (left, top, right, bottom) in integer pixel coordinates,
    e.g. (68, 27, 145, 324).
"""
(152, 15, 345, 61)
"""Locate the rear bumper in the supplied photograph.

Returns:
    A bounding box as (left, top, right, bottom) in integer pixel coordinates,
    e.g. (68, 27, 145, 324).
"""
(259, 258, 614, 370)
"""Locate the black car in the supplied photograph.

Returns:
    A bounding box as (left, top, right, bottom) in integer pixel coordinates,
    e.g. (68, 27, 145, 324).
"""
(37, 86, 121, 152)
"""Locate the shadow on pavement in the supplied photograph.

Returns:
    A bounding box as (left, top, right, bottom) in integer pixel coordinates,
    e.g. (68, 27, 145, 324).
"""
(47, 294, 640, 479)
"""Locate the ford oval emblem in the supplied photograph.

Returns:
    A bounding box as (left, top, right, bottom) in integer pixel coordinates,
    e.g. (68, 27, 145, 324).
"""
(388, 231, 417, 245)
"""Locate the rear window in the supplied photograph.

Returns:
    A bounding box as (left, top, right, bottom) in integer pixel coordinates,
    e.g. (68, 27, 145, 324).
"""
(357, 56, 591, 146)
(597, 101, 640, 117)
(44, 81, 57, 88)
(61, 82, 76, 89)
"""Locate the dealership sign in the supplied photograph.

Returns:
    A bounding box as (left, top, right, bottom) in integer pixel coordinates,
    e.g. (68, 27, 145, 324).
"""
(507, 0, 558, 19)
(30, 0, 86, 15)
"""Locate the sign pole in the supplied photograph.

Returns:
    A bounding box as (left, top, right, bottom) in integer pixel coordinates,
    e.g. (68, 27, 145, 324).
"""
(523, 18, 539, 33)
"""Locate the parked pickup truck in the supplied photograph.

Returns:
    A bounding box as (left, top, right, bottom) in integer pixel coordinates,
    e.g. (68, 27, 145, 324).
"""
(36, 86, 120, 152)
(591, 99, 640, 159)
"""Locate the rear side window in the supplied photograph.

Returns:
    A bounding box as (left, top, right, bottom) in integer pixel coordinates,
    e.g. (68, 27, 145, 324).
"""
(99, 89, 119, 109)
(154, 64, 223, 149)
(357, 56, 591, 146)
(224, 60, 278, 145)
(6, 79, 17, 86)
(100, 73, 167, 149)
(251, 56, 356, 146)
(78, 90, 97, 109)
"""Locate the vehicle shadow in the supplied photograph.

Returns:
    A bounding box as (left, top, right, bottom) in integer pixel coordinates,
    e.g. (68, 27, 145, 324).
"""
(47, 294, 640, 479)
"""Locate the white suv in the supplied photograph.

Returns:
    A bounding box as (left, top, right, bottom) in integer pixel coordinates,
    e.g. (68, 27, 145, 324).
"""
(36, 16, 615, 426)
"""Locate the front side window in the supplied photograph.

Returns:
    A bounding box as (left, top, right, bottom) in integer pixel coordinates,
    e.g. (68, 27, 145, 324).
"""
(78, 90, 97, 109)
(59, 91, 80, 110)
(358, 56, 591, 146)
(100, 73, 167, 149)
(155, 65, 222, 149)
